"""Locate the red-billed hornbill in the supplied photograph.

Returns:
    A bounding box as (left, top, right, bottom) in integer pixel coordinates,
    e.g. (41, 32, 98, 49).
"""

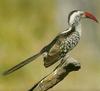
(3, 10, 98, 75)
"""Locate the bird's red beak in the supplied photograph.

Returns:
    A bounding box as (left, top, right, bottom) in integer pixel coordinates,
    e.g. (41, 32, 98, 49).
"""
(84, 12, 98, 23)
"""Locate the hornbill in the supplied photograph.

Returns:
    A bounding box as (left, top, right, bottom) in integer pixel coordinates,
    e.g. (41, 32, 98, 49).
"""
(3, 10, 98, 76)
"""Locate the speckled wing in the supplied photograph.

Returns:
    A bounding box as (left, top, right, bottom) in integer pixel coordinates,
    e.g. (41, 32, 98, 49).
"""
(43, 35, 64, 68)
(43, 27, 75, 68)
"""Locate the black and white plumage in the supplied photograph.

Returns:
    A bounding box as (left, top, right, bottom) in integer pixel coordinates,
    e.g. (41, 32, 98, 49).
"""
(3, 10, 98, 75)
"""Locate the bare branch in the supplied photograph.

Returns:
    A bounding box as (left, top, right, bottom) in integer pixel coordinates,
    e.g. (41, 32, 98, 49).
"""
(29, 55, 81, 91)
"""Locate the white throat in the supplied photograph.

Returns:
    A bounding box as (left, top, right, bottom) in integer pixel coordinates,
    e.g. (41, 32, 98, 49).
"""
(75, 23, 82, 36)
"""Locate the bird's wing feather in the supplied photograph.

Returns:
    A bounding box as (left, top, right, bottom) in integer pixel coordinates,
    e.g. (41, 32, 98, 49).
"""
(43, 35, 65, 67)
(3, 53, 41, 76)
(43, 27, 75, 67)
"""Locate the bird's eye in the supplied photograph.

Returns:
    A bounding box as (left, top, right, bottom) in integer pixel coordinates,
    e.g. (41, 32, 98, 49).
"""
(80, 13, 83, 16)
(80, 13, 84, 17)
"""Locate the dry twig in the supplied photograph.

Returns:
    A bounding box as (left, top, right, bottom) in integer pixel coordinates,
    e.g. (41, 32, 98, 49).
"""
(29, 55, 81, 91)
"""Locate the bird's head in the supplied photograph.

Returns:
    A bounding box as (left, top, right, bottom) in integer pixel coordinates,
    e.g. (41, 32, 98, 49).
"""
(68, 10, 98, 26)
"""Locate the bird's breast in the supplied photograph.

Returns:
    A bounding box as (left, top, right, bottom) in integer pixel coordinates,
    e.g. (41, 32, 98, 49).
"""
(60, 31, 80, 54)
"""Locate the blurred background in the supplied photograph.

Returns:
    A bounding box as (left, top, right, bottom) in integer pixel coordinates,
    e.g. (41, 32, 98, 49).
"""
(0, 0, 100, 91)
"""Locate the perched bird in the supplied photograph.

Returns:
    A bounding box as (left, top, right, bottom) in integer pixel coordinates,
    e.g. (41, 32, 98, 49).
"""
(3, 10, 98, 76)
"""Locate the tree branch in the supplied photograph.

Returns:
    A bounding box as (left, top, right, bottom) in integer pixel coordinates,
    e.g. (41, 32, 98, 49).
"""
(28, 55, 81, 91)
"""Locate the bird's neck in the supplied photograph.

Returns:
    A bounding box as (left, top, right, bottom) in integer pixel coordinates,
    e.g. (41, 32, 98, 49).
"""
(75, 23, 82, 36)
(71, 23, 82, 36)
(61, 23, 82, 37)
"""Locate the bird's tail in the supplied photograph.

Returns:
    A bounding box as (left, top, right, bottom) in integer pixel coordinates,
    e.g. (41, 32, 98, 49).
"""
(3, 52, 42, 76)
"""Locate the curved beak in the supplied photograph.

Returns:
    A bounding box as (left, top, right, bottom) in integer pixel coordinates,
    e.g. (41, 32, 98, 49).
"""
(84, 12, 98, 23)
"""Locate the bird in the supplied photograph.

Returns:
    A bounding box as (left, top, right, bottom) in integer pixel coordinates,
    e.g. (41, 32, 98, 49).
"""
(3, 10, 98, 76)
